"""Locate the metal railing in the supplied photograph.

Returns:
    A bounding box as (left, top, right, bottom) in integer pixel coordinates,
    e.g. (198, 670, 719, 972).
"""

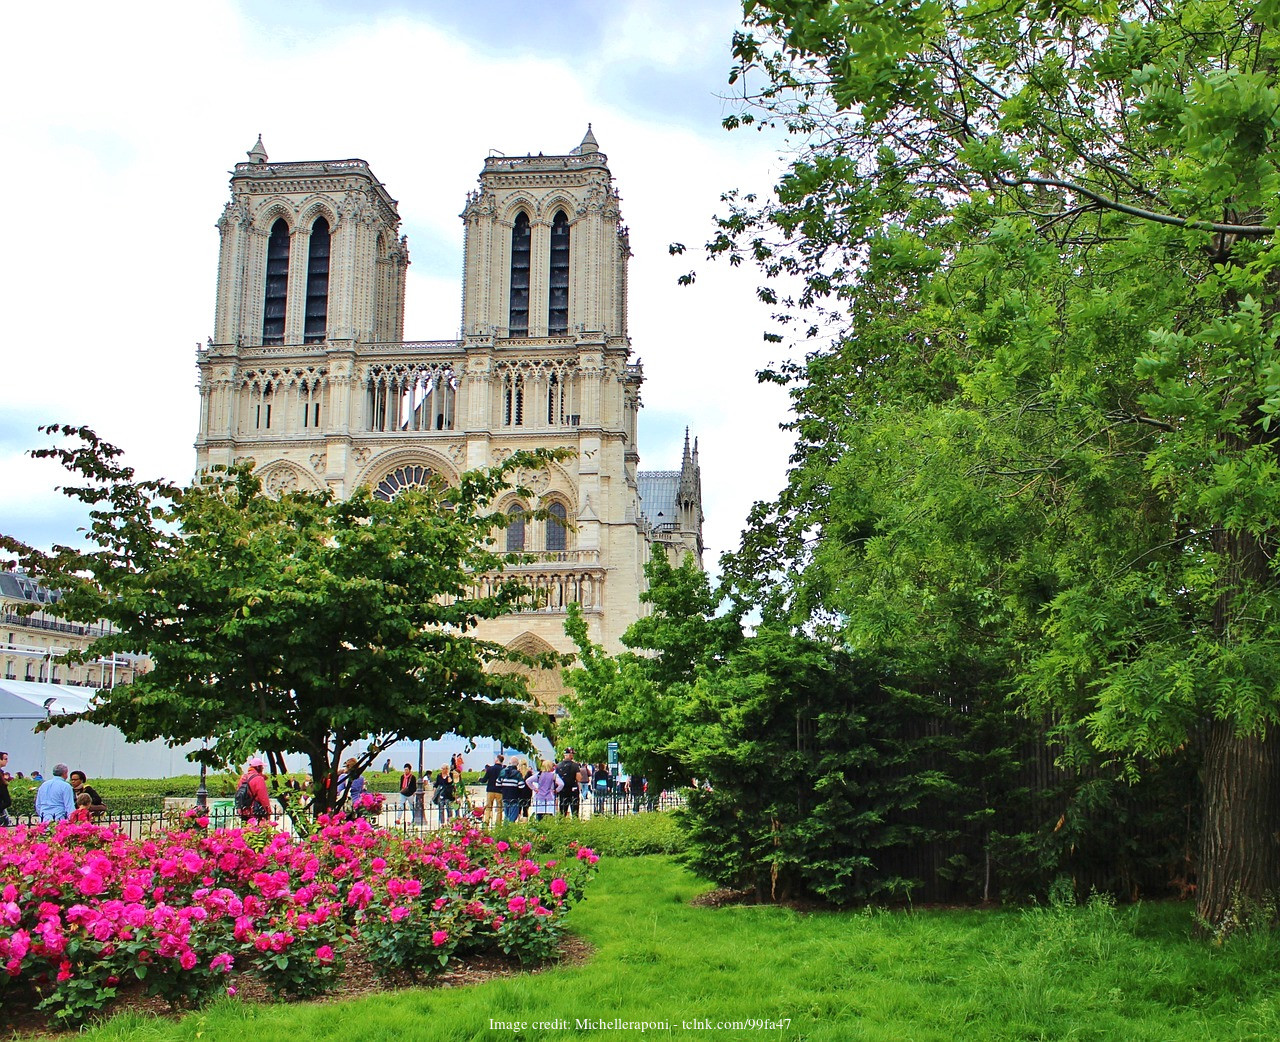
(3, 789, 687, 836)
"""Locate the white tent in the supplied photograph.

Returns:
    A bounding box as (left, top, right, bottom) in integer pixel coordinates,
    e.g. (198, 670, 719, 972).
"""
(0, 679, 205, 779)
(0, 679, 559, 781)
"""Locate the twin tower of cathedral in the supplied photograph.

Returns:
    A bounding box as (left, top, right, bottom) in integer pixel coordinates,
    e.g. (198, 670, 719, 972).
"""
(194, 129, 704, 712)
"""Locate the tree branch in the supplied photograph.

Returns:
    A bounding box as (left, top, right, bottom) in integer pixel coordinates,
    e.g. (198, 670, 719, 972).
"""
(995, 173, 1276, 236)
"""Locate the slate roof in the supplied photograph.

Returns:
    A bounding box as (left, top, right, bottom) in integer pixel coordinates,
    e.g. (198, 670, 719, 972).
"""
(637, 470, 680, 531)
(0, 571, 63, 607)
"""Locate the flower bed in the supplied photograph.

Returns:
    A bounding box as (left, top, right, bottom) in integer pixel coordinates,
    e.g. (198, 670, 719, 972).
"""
(0, 815, 599, 1027)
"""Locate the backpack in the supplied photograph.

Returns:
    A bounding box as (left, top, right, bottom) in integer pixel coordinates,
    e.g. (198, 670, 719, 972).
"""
(234, 775, 265, 818)
(234, 776, 253, 813)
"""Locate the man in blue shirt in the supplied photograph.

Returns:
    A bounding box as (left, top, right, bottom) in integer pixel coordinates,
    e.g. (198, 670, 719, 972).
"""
(34, 763, 75, 822)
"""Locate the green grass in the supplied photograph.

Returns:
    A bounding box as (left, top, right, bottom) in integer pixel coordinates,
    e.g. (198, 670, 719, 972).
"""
(36, 857, 1280, 1042)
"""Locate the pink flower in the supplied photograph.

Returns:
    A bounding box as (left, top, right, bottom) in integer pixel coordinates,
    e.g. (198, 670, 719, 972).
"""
(390, 906, 410, 923)
(56, 960, 73, 982)
(550, 878, 568, 897)
(180, 949, 198, 970)
(316, 945, 336, 963)
(210, 952, 234, 973)
(507, 895, 528, 916)
(227, 986, 237, 997)
(432, 930, 449, 947)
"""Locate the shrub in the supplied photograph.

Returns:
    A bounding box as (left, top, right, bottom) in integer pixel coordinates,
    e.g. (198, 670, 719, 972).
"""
(0, 818, 599, 1024)
(489, 812, 685, 857)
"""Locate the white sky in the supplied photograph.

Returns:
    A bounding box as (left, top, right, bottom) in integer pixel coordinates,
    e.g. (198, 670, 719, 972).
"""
(0, 0, 796, 576)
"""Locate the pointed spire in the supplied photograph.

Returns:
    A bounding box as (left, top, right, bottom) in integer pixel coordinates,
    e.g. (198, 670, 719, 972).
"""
(576, 123, 600, 155)
(247, 134, 268, 164)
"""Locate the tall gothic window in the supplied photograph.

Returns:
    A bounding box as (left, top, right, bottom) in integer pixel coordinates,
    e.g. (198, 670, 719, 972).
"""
(262, 218, 290, 344)
(506, 504, 526, 552)
(503, 370, 524, 426)
(304, 217, 330, 343)
(509, 211, 531, 336)
(546, 501, 567, 552)
(548, 210, 569, 335)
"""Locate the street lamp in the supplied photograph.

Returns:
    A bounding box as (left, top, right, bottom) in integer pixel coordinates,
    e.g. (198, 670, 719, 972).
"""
(195, 740, 209, 809)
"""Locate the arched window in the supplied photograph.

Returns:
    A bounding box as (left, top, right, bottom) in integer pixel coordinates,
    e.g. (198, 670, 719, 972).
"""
(509, 211, 531, 336)
(546, 501, 567, 552)
(503, 370, 524, 426)
(373, 465, 435, 502)
(506, 504, 526, 552)
(548, 210, 570, 336)
(262, 218, 290, 344)
(304, 217, 330, 343)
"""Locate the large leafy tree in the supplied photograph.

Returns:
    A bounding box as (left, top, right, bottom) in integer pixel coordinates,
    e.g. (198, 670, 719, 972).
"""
(695, 0, 1280, 927)
(1, 426, 563, 812)
(559, 552, 743, 788)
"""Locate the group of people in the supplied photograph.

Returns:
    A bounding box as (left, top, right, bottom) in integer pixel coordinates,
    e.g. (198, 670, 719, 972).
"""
(476, 749, 616, 824)
(22, 760, 109, 823)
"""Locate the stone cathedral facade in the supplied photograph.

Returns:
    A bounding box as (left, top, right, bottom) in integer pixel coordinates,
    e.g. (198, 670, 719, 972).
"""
(194, 129, 703, 713)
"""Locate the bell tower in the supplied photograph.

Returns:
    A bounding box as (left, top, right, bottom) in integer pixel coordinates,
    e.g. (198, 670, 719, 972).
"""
(210, 136, 409, 348)
(459, 125, 629, 344)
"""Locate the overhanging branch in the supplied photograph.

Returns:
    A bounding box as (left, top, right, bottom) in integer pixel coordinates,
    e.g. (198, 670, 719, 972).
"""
(995, 173, 1275, 237)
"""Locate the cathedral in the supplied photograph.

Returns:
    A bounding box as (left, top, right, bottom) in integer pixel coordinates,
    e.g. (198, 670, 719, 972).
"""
(194, 129, 704, 713)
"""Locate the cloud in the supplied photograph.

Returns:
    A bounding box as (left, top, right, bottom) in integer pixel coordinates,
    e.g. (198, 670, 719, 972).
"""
(1, 0, 796, 582)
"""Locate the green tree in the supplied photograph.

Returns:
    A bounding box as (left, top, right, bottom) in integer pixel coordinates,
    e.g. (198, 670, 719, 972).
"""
(560, 552, 742, 789)
(0, 426, 564, 812)
(694, 0, 1280, 927)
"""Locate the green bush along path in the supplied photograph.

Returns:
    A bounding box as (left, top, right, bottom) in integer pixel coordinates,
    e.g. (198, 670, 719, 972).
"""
(55, 855, 1280, 1042)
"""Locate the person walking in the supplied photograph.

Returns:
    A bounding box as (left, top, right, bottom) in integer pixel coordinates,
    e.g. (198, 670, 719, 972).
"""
(498, 758, 525, 823)
(593, 762, 611, 815)
(35, 763, 76, 822)
(0, 751, 12, 826)
(528, 759, 564, 820)
(237, 756, 272, 821)
(337, 758, 365, 806)
(69, 770, 108, 816)
(481, 754, 506, 826)
(432, 765, 455, 827)
(556, 749, 582, 817)
(398, 763, 417, 822)
(517, 758, 533, 820)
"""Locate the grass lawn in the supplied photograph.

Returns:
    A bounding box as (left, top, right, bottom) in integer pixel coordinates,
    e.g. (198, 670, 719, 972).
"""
(45, 855, 1280, 1042)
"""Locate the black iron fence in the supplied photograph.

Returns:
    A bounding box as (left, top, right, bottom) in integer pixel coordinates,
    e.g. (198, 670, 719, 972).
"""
(2, 788, 687, 837)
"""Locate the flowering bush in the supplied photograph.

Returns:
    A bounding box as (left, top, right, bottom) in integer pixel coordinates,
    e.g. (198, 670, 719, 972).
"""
(0, 817, 598, 1025)
(351, 792, 385, 817)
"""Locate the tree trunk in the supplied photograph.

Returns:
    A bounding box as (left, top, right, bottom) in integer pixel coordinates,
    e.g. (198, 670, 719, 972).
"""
(1196, 718, 1280, 931)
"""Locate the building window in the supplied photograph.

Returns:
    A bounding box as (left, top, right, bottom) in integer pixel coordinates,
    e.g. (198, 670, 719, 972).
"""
(503, 370, 524, 426)
(262, 218, 290, 344)
(506, 504, 526, 552)
(301, 380, 322, 429)
(509, 211, 531, 336)
(548, 209, 569, 335)
(255, 388, 273, 430)
(373, 465, 435, 502)
(547, 501, 567, 552)
(304, 217, 330, 343)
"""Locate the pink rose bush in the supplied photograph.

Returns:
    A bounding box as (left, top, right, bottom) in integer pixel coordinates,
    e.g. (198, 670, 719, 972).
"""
(0, 817, 599, 1026)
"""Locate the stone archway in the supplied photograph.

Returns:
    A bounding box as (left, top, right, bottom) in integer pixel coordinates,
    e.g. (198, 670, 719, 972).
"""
(490, 631, 567, 717)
